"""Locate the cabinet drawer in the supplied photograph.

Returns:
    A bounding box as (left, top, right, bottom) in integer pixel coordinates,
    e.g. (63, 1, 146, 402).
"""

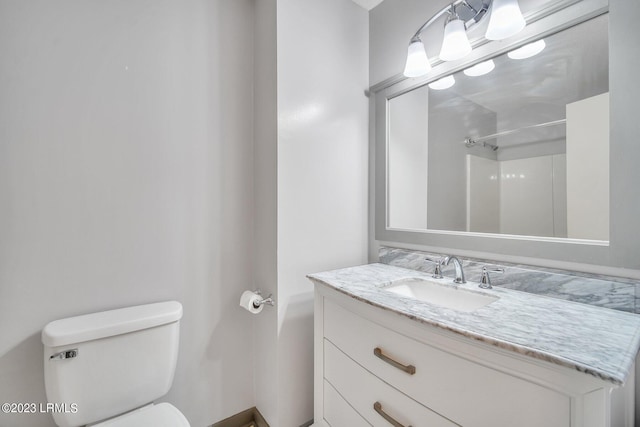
(324, 379, 370, 427)
(324, 299, 570, 427)
(325, 339, 457, 427)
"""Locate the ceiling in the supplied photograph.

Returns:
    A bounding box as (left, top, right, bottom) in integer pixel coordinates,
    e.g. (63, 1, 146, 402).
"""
(430, 14, 609, 147)
(350, 0, 384, 11)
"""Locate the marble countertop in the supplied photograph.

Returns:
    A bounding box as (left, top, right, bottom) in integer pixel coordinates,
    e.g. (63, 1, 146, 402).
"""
(308, 263, 640, 385)
(380, 247, 640, 314)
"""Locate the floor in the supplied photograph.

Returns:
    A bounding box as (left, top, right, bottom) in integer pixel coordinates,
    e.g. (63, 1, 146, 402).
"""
(210, 407, 268, 427)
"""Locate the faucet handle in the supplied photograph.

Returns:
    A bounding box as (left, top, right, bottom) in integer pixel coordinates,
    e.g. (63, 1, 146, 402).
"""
(424, 257, 444, 279)
(479, 266, 504, 289)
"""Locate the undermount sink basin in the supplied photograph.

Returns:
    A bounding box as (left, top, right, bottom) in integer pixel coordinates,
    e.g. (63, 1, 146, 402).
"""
(384, 278, 499, 312)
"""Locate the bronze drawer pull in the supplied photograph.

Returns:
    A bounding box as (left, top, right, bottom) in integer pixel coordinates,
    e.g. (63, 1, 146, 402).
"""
(374, 401, 412, 427)
(374, 347, 416, 375)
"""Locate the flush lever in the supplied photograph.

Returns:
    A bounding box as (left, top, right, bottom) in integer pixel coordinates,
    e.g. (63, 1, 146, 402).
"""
(49, 349, 78, 361)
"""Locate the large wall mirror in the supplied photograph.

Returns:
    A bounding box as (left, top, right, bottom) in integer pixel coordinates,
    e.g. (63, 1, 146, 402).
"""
(374, 0, 620, 266)
(387, 13, 609, 242)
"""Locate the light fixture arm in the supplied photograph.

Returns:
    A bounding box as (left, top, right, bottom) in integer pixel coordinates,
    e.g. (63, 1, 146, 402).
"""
(410, 0, 490, 41)
(403, 0, 524, 78)
(411, 3, 457, 41)
(462, 0, 480, 15)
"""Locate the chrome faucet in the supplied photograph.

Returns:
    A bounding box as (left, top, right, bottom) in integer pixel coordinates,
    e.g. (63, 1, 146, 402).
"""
(424, 257, 444, 279)
(441, 256, 466, 284)
(479, 266, 505, 289)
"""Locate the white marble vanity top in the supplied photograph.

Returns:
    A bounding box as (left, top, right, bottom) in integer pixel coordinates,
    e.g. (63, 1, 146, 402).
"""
(308, 263, 640, 385)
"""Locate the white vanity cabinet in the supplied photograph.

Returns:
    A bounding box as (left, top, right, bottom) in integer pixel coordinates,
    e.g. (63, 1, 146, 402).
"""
(313, 284, 635, 427)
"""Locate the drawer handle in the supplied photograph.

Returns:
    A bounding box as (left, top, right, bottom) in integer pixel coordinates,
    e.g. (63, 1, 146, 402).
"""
(374, 401, 412, 427)
(374, 347, 416, 375)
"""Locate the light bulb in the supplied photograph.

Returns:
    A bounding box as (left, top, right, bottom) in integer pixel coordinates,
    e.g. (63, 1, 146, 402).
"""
(428, 75, 455, 90)
(463, 59, 496, 77)
(439, 18, 472, 62)
(485, 0, 526, 41)
(403, 38, 431, 78)
(507, 39, 546, 59)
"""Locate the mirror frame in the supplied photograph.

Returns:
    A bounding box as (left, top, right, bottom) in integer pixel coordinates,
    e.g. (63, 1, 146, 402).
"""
(373, 0, 633, 268)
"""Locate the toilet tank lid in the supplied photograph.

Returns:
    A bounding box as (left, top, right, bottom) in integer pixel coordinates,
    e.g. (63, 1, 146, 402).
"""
(42, 301, 183, 347)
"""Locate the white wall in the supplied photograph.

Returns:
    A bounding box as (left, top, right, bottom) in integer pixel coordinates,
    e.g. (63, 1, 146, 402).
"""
(552, 154, 568, 238)
(252, 0, 279, 424)
(274, 0, 369, 425)
(467, 154, 566, 237)
(0, 1, 256, 426)
(500, 156, 555, 237)
(467, 155, 500, 233)
(566, 93, 610, 241)
(427, 90, 497, 232)
(388, 86, 429, 230)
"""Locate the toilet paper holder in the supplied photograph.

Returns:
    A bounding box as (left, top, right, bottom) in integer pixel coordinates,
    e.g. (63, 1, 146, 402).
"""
(252, 289, 275, 308)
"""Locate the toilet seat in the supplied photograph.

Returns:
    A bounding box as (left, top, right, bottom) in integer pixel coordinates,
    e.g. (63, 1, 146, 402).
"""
(92, 403, 190, 427)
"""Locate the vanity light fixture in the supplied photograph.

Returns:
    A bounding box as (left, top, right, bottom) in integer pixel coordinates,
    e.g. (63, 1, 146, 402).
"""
(507, 39, 546, 59)
(402, 0, 526, 78)
(463, 59, 496, 76)
(439, 10, 473, 61)
(404, 36, 432, 77)
(428, 75, 456, 90)
(485, 0, 526, 40)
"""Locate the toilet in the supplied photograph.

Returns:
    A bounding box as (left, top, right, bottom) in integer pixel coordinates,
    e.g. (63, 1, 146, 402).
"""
(41, 301, 190, 427)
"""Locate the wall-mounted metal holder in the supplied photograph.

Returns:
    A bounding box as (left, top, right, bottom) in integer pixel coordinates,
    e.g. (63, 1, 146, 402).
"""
(252, 289, 275, 308)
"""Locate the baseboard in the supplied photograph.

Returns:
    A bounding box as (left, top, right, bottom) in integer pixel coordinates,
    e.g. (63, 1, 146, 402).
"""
(210, 407, 269, 427)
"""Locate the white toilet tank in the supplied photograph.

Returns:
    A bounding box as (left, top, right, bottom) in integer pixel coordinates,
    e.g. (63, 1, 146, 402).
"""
(42, 301, 183, 427)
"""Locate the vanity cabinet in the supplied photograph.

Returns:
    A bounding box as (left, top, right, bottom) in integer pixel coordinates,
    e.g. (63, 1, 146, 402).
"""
(313, 284, 635, 427)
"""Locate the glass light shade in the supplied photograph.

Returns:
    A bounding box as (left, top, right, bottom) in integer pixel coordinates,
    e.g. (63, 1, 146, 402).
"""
(463, 59, 496, 76)
(428, 75, 455, 90)
(403, 39, 431, 77)
(439, 19, 472, 62)
(485, 0, 526, 40)
(507, 39, 546, 59)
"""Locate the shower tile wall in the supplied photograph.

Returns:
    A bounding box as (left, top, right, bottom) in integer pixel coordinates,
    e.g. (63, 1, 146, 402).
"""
(467, 153, 567, 237)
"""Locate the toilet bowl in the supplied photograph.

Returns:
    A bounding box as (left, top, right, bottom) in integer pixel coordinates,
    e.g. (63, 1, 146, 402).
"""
(42, 301, 190, 427)
(90, 403, 189, 427)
